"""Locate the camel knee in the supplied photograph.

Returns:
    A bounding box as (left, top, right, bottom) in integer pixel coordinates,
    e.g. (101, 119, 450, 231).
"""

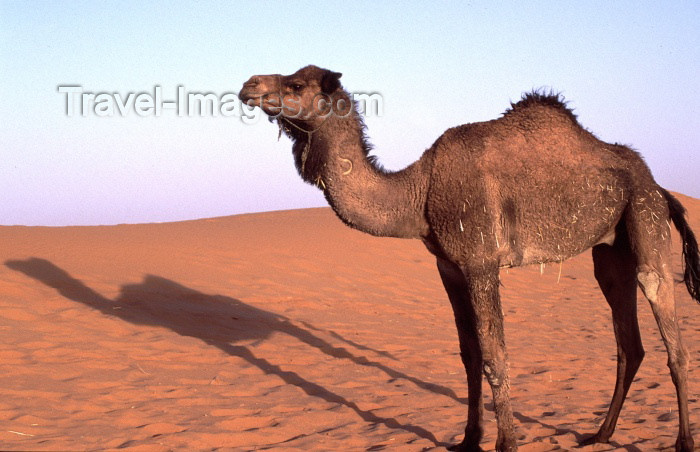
(637, 269, 661, 302)
(483, 360, 509, 389)
(626, 345, 645, 371)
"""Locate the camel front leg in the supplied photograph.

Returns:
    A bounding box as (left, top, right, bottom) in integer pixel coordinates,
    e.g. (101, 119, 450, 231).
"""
(466, 266, 517, 452)
(437, 258, 484, 450)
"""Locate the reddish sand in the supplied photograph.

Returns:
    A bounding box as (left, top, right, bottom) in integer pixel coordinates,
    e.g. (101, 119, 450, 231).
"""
(0, 194, 698, 451)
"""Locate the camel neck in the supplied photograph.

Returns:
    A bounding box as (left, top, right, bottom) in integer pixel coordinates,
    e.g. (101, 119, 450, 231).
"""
(283, 112, 430, 239)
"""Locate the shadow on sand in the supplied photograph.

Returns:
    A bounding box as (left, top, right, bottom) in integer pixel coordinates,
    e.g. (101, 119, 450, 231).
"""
(6, 258, 627, 450)
(5, 257, 454, 448)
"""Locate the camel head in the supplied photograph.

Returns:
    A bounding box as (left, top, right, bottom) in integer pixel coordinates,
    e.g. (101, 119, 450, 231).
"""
(239, 65, 351, 127)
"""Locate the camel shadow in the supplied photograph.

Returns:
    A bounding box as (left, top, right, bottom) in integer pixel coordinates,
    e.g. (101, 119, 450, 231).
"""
(5, 257, 453, 448)
(7, 258, 619, 450)
(510, 411, 644, 451)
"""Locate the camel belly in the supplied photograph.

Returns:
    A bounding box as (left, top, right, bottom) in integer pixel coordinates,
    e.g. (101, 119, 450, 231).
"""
(494, 188, 626, 268)
(425, 167, 629, 268)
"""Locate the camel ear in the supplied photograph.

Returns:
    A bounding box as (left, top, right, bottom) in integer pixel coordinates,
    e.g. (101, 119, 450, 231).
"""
(321, 70, 342, 94)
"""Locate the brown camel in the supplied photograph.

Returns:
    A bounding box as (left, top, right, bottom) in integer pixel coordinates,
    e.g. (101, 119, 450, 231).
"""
(239, 65, 700, 451)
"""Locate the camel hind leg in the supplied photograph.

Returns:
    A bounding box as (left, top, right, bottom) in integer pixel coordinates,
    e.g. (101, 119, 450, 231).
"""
(629, 192, 694, 451)
(585, 236, 645, 445)
(637, 265, 693, 451)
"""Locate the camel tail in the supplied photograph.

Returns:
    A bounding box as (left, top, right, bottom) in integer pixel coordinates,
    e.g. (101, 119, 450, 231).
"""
(662, 189, 700, 302)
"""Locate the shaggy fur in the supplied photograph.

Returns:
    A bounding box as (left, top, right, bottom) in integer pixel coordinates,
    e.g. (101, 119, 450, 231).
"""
(504, 90, 580, 125)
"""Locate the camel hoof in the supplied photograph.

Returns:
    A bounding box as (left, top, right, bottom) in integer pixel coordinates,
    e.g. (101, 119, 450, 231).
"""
(676, 435, 694, 452)
(446, 441, 483, 451)
(579, 432, 610, 447)
(495, 439, 518, 452)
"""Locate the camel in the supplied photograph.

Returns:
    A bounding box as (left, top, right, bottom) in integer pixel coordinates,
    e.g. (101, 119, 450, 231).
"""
(239, 65, 700, 451)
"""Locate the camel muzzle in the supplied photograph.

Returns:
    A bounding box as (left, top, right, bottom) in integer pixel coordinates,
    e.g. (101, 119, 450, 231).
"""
(239, 75, 281, 105)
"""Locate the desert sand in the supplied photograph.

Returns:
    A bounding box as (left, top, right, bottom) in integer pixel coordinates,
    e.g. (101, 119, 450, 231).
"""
(0, 193, 698, 451)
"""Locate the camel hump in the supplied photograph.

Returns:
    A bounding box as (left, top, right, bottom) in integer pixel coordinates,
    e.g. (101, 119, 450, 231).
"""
(503, 90, 580, 126)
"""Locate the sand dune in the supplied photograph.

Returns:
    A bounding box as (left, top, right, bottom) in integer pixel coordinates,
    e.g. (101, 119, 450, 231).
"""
(0, 194, 699, 451)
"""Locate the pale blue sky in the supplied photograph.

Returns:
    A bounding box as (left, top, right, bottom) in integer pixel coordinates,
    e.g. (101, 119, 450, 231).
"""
(1, 1, 699, 226)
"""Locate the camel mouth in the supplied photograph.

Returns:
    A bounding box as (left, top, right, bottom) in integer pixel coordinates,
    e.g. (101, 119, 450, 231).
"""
(241, 95, 262, 108)
(239, 90, 281, 108)
(238, 89, 260, 104)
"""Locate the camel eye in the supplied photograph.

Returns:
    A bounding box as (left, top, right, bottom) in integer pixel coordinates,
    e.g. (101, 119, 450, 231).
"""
(289, 82, 304, 91)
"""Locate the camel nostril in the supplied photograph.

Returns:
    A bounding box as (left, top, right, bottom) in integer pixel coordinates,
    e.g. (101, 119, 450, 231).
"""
(244, 77, 261, 88)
